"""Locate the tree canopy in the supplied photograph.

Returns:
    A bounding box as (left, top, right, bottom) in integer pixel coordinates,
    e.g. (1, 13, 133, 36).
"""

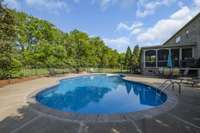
(125, 45, 141, 73)
(0, 4, 142, 79)
(0, 5, 128, 79)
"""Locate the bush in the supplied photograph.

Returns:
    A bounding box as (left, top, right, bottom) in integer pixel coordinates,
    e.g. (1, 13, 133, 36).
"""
(0, 56, 22, 79)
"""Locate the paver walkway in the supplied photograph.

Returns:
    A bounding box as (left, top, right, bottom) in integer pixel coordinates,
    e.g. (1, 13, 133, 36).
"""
(0, 74, 200, 133)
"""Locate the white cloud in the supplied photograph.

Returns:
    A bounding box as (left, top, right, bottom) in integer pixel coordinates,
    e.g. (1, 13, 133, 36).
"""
(136, 0, 176, 17)
(116, 22, 143, 31)
(26, 0, 70, 14)
(136, 6, 197, 45)
(103, 37, 131, 52)
(131, 28, 142, 35)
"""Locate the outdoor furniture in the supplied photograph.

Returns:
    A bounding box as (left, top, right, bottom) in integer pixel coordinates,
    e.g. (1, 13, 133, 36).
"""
(177, 68, 192, 81)
(158, 79, 182, 94)
(186, 78, 200, 87)
(176, 68, 200, 87)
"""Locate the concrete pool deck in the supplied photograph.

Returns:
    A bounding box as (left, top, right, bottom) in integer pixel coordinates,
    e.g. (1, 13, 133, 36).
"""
(0, 74, 200, 133)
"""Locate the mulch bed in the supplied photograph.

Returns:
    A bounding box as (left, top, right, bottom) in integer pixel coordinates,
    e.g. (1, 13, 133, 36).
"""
(0, 76, 43, 88)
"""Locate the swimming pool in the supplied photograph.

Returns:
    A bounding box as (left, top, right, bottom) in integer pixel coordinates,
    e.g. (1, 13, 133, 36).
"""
(36, 74, 167, 114)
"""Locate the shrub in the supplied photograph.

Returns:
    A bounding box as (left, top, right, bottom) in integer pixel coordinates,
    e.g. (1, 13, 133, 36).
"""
(0, 56, 22, 79)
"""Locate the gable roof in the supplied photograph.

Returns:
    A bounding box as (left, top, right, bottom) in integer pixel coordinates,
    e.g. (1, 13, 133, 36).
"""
(163, 12, 200, 45)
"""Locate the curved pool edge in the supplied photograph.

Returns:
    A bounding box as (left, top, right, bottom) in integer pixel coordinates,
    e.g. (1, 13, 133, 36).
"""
(27, 74, 178, 123)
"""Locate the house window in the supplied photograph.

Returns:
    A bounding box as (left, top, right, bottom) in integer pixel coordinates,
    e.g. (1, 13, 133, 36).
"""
(158, 49, 169, 67)
(145, 50, 156, 67)
(176, 36, 181, 43)
(171, 49, 179, 67)
(181, 48, 194, 68)
(182, 48, 193, 60)
(186, 30, 189, 38)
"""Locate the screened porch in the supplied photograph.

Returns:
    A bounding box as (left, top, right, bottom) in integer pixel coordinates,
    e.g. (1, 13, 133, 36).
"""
(143, 47, 199, 68)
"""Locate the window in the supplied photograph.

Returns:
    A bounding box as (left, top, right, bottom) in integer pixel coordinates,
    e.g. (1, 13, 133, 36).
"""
(145, 50, 156, 67)
(171, 49, 179, 67)
(176, 36, 181, 43)
(186, 30, 189, 38)
(182, 48, 193, 60)
(158, 49, 168, 67)
(181, 48, 194, 68)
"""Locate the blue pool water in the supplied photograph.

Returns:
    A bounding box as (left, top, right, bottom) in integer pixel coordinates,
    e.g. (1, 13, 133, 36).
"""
(36, 74, 167, 114)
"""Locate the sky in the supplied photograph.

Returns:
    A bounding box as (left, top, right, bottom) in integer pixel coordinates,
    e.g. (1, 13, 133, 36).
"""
(3, 0, 200, 52)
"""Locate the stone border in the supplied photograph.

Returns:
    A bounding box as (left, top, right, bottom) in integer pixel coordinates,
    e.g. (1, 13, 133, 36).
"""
(27, 74, 178, 123)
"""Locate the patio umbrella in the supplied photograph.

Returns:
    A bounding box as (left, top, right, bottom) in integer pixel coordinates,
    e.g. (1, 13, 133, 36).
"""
(167, 50, 173, 68)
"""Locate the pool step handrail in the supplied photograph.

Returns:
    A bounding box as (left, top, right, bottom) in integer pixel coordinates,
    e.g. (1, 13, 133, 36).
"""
(160, 83, 172, 92)
(158, 79, 182, 94)
(158, 79, 173, 90)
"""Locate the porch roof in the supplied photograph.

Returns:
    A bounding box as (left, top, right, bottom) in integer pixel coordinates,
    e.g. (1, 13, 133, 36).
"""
(142, 42, 197, 50)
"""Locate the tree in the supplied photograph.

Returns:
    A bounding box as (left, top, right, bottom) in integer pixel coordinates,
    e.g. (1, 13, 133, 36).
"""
(125, 46, 132, 71)
(0, 6, 124, 78)
(118, 53, 125, 72)
(131, 45, 141, 73)
(0, 6, 22, 79)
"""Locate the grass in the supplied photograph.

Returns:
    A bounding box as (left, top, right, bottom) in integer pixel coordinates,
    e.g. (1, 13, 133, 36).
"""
(11, 68, 127, 79)
(13, 68, 74, 78)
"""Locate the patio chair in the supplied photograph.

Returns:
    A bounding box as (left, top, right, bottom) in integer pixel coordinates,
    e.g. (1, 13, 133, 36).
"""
(177, 68, 200, 86)
(186, 78, 200, 87)
(178, 68, 192, 82)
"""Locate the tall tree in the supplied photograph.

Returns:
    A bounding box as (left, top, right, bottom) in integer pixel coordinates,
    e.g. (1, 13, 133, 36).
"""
(125, 46, 132, 71)
(131, 45, 141, 73)
(0, 6, 21, 79)
(0, 6, 124, 78)
(118, 53, 125, 71)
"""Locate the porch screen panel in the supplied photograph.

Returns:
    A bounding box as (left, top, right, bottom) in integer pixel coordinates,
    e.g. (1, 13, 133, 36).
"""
(181, 48, 194, 68)
(182, 48, 193, 60)
(158, 49, 168, 67)
(145, 50, 156, 67)
(171, 49, 179, 67)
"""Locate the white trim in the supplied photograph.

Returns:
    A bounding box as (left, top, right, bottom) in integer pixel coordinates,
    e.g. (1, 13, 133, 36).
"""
(192, 47, 195, 58)
(144, 50, 146, 68)
(179, 48, 182, 66)
(156, 49, 158, 68)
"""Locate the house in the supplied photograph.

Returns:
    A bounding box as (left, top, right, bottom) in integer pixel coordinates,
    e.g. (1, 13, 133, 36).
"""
(141, 12, 200, 77)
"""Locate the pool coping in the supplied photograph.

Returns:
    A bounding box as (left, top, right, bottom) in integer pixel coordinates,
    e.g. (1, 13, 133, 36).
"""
(27, 74, 178, 123)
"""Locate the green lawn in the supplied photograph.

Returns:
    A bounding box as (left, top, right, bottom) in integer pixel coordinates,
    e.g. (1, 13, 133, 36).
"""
(12, 68, 127, 78)
(13, 68, 73, 78)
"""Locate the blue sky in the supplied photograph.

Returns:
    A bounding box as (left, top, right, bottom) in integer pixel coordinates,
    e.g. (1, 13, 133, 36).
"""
(4, 0, 200, 52)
